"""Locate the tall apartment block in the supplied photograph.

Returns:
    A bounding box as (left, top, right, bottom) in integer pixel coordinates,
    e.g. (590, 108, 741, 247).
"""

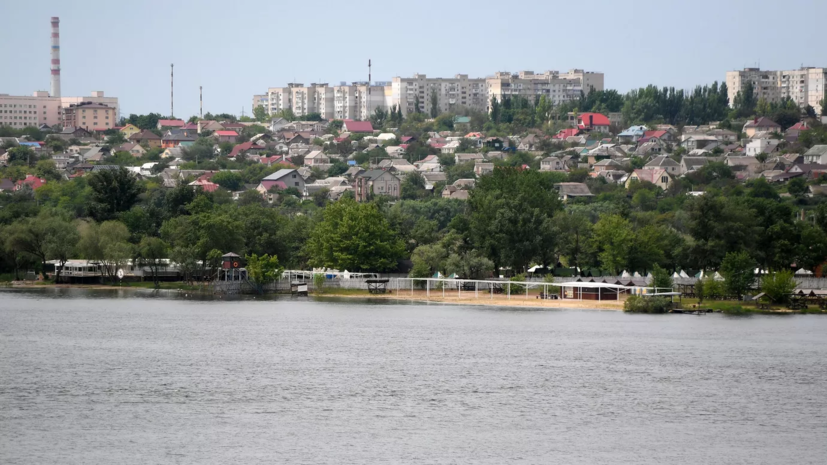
(254, 68, 604, 120)
(391, 74, 488, 116)
(726, 67, 827, 114)
(487, 70, 604, 107)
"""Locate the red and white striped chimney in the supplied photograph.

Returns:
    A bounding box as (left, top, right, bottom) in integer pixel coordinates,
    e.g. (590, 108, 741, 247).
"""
(50, 17, 61, 98)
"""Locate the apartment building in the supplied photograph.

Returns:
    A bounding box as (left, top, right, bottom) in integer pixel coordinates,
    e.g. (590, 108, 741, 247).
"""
(62, 102, 116, 130)
(391, 74, 488, 116)
(487, 70, 604, 107)
(333, 83, 388, 120)
(726, 67, 827, 114)
(61, 91, 119, 121)
(252, 94, 268, 111)
(0, 91, 62, 127)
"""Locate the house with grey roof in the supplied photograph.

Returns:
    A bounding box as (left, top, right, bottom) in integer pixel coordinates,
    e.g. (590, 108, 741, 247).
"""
(554, 182, 594, 201)
(644, 155, 680, 175)
(803, 145, 827, 164)
(354, 170, 400, 201)
(680, 157, 709, 174)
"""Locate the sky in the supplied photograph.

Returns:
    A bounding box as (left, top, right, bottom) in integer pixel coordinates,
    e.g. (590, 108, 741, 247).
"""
(1, 0, 825, 119)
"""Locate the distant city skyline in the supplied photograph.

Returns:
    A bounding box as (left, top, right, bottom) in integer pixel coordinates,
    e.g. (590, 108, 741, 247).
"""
(1, 0, 824, 118)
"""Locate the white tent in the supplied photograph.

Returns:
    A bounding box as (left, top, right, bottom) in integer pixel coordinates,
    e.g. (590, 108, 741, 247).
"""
(672, 272, 681, 279)
(713, 272, 724, 281)
(679, 270, 690, 278)
(795, 269, 814, 276)
(633, 272, 641, 278)
(621, 270, 631, 278)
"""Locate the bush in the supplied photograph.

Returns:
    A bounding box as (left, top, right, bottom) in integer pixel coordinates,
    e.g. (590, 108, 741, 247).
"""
(312, 273, 325, 290)
(651, 264, 673, 290)
(702, 276, 725, 299)
(624, 295, 672, 313)
(760, 270, 797, 304)
(509, 274, 526, 294)
(719, 303, 749, 315)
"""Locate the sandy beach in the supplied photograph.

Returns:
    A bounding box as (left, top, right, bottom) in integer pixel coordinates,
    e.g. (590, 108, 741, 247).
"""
(320, 289, 626, 310)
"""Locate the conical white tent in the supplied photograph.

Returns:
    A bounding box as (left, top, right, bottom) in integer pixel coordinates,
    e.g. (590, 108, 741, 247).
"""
(679, 270, 690, 278)
(621, 270, 631, 278)
(713, 272, 724, 281)
(672, 272, 681, 279)
(633, 272, 641, 278)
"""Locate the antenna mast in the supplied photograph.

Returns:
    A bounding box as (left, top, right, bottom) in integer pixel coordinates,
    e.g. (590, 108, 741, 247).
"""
(170, 64, 174, 117)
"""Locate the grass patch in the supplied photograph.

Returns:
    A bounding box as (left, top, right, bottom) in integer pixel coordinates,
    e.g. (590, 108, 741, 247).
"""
(313, 288, 371, 296)
(99, 281, 204, 291)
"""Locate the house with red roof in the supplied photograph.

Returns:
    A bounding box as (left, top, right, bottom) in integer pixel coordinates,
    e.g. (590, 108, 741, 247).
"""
(552, 128, 581, 140)
(188, 179, 219, 192)
(785, 121, 810, 144)
(228, 141, 266, 159)
(342, 120, 374, 133)
(157, 119, 186, 130)
(576, 113, 611, 133)
(14, 175, 46, 191)
(214, 130, 239, 143)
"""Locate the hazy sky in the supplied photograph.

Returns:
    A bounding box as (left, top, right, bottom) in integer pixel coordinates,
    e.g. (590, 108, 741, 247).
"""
(1, 0, 824, 118)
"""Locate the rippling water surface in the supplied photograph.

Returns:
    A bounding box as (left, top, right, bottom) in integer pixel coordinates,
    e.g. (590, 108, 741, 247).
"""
(1, 288, 826, 464)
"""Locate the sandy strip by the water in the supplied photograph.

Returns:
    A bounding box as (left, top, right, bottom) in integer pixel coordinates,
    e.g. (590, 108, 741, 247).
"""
(320, 289, 626, 310)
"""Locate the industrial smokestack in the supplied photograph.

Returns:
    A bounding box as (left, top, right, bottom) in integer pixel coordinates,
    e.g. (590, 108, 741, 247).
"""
(199, 86, 203, 119)
(50, 17, 61, 98)
(170, 64, 174, 117)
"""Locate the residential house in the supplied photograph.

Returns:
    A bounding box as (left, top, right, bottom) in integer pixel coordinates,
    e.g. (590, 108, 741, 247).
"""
(82, 146, 110, 162)
(162, 133, 197, 149)
(785, 122, 810, 144)
(269, 117, 289, 132)
(483, 137, 505, 150)
(119, 124, 141, 139)
(129, 130, 162, 149)
(576, 113, 611, 133)
(197, 120, 225, 133)
(342, 120, 374, 133)
(592, 158, 623, 172)
(259, 169, 306, 193)
(14, 175, 46, 191)
(680, 157, 709, 174)
(641, 129, 676, 143)
(344, 166, 365, 179)
(414, 154, 441, 171)
(229, 141, 266, 159)
(552, 128, 581, 140)
(680, 135, 719, 151)
(745, 138, 782, 157)
(474, 162, 494, 177)
(304, 150, 330, 168)
(635, 140, 665, 157)
(421, 172, 447, 190)
(0, 178, 15, 192)
(618, 125, 647, 143)
(51, 153, 76, 169)
(57, 126, 92, 140)
(455, 152, 485, 164)
(440, 140, 461, 154)
(597, 170, 628, 184)
(378, 159, 416, 174)
(540, 156, 567, 171)
(215, 130, 239, 143)
(157, 119, 186, 130)
(441, 185, 470, 200)
(386, 146, 406, 158)
(116, 142, 146, 158)
(554, 182, 593, 201)
(643, 155, 680, 175)
(706, 129, 738, 143)
(354, 170, 400, 201)
(743, 117, 781, 137)
(162, 147, 184, 159)
(725, 156, 762, 178)
(803, 145, 827, 164)
(626, 168, 672, 190)
(518, 134, 542, 151)
(787, 163, 827, 181)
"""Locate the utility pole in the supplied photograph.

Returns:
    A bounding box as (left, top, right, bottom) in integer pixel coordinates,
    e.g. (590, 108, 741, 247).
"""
(170, 64, 174, 117)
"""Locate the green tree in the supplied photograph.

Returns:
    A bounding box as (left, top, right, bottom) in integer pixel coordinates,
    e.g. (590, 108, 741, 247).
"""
(210, 171, 244, 191)
(430, 90, 439, 118)
(591, 214, 634, 275)
(87, 167, 143, 221)
(760, 270, 796, 305)
(651, 264, 673, 290)
(444, 251, 493, 280)
(307, 198, 405, 271)
(719, 251, 756, 299)
(555, 212, 592, 273)
(138, 236, 169, 288)
(245, 253, 284, 286)
(410, 244, 448, 278)
(468, 167, 562, 273)
(787, 177, 808, 198)
(253, 105, 268, 122)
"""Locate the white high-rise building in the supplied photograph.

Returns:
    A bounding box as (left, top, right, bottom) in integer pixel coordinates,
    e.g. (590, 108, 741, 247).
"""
(726, 67, 827, 114)
(486, 70, 604, 107)
(391, 74, 488, 116)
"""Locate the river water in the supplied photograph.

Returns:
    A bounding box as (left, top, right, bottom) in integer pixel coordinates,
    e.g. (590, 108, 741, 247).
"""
(1, 288, 826, 464)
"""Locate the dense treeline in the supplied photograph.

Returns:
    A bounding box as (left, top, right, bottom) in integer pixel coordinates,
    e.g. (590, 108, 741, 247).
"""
(4, 159, 827, 283)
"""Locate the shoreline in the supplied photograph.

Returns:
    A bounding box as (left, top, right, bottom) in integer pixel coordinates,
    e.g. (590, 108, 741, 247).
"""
(315, 289, 627, 310)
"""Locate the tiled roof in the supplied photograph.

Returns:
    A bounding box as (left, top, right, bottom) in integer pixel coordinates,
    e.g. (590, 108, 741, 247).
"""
(215, 130, 239, 136)
(130, 130, 161, 140)
(578, 113, 611, 127)
(343, 120, 374, 133)
(158, 119, 186, 127)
